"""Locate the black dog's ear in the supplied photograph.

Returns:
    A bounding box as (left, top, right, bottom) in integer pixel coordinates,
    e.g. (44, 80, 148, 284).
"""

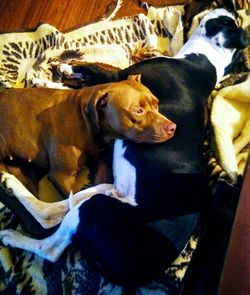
(224, 28, 249, 49)
(85, 90, 109, 130)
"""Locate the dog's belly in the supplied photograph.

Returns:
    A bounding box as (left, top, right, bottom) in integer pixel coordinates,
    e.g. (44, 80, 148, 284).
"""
(0, 129, 48, 167)
(0, 91, 49, 166)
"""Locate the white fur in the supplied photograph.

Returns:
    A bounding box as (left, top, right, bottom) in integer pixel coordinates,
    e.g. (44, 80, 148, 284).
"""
(0, 172, 115, 228)
(57, 63, 74, 77)
(0, 200, 84, 262)
(0, 173, 117, 261)
(31, 78, 70, 89)
(0, 172, 69, 228)
(54, 9, 239, 89)
(0, 8, 243, 261)
(68, 183, 115, 209)
(175, 8, 237, 84)
(113, 139, 137, 206)
(0, 171, 134, 261)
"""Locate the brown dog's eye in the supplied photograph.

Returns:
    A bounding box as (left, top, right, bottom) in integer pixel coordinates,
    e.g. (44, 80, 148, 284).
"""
(133, 108, 144, 115)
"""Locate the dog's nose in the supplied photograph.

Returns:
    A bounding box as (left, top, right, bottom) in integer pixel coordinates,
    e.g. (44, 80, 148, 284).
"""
(240, 30, 249, 48)
(164, 122, 176, 134)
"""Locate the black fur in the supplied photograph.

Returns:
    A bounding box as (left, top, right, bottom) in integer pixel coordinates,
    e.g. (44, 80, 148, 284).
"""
(205, 16, 248, 49)
(71, 53, 215, 219)
(63, 15, 248, 286)
(73, 194, 178, 287)
(55, 54, 215, 286)
(0, 11, 247, 288)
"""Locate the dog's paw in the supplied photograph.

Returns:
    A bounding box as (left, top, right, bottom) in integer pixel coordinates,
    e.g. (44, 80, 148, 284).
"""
(57, 63, 73, 77)
(0, 171, 30, 197)
(0, 229, 20, 247)
(0, 171, 17, 195)
(0, 171, 17, 183)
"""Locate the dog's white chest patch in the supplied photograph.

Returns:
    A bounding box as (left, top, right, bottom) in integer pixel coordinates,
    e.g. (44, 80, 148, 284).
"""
(113, 139, 137, 206)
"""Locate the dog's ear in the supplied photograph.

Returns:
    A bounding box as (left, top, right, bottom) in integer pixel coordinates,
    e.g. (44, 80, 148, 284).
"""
(127, 74, 141, 83)
(85, 90, 109, 130)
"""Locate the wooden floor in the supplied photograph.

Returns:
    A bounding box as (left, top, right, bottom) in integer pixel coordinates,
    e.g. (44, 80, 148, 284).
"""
(0, 0, 140, 31)
(0, 0, 189, 32)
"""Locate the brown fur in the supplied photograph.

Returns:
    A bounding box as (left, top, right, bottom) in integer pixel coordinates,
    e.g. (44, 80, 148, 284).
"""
(0, 76, 176, 196)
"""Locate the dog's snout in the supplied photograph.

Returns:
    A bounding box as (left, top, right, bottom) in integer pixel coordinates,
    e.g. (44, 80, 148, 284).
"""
(224, 28, 249, 49)
(164, 122, 176, 134)
(240, 30, 249, 48)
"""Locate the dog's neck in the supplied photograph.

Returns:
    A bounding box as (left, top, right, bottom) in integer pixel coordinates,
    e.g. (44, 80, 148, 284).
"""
(175, 33, 235, 84)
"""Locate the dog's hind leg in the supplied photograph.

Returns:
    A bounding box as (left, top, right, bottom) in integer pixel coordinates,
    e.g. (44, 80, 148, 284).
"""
(0, 199, 86, 261)
(0, 163, 39, 195)
(0, 171, 70, 228)
(0, 171, 115, 228)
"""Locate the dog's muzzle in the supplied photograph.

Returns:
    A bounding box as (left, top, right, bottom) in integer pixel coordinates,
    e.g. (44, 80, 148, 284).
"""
(224, 28, 249, 50)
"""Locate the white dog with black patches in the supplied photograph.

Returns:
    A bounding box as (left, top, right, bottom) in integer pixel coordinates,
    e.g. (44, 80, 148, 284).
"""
(175, 9, 241, 83)
(0, 8, 248, 286)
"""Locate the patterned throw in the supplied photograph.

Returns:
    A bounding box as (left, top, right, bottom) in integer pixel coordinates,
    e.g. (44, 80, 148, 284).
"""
(0, 1, 249, 294)
(0, 4, 185, 89)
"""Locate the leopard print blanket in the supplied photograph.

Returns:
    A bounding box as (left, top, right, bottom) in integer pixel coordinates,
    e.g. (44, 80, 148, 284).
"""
(0, 1, 249, 294)
(0, 4, 184, 89)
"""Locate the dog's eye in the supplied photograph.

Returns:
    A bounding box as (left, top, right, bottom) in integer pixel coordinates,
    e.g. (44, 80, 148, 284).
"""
(133, 108, 144, 115)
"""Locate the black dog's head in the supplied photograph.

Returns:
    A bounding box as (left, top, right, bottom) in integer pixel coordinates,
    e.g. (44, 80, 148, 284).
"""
(199, 8, 248, 50)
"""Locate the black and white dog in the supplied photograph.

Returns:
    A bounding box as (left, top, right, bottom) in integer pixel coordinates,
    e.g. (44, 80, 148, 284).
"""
(0, 8, 247, 286)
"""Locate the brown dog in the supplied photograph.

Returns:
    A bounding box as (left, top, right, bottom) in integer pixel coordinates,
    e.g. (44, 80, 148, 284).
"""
(0, 76, 176, 196)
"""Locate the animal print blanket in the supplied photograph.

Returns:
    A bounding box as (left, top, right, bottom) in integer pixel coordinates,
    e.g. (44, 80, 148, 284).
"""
(0, 1, 249, 294)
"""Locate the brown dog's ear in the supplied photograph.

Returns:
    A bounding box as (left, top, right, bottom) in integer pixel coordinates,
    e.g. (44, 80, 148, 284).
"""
(128, 74, 141, 83)
(85, 90, 109, 130)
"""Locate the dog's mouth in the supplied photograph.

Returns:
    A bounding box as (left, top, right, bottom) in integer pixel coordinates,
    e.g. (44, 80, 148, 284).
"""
(152, 131, 175, 143)
(125, 121, 177, 144)
(144, 132, 175, 144)
(130, 129, 176, 144)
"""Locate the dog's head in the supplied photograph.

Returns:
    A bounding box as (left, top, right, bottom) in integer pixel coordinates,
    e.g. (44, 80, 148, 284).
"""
(198, 8, 248, 50)
(85, 75, 176, 144)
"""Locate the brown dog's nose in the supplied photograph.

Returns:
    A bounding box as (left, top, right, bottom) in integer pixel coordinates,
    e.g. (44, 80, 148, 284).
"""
(164, 122, 176, 134)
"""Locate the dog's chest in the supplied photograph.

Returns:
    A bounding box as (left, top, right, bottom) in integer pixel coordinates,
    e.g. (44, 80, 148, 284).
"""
(113, 139, 137, 206)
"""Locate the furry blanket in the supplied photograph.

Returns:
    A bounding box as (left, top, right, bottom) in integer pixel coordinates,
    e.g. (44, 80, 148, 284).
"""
(211, 76, 250, 183)
(0, 1, 249, 294)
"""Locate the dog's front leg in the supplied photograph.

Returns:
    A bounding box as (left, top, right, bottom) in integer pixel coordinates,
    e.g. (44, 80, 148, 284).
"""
(69, 183, 134, 208)
(0, 199, 85, 261)
(69, 183, 115, 208)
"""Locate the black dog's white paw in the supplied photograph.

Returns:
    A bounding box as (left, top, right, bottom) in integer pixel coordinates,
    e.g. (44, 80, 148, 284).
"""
(0, 229, 19, 247)
(0, 171, 16, 195)
(57, 63, 74, 77)
(0, 171, 30, 197)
